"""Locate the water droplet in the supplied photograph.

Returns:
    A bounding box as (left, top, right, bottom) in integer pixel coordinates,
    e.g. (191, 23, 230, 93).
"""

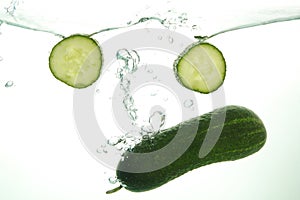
(157, 35, 162, 40)
(163, 97, 168, 102)
(184, 99, 194, 108)
(108, 176, 118, 184)
(153, 76, 158, 80)
(5, 81, 14, 87)
(168, 36, 174, 43)
(0, 56, 3, 61)
(96, 89, 100, 93)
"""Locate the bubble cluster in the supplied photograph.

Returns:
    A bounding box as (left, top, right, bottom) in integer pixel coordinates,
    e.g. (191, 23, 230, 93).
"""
(116, 49, 140, 123)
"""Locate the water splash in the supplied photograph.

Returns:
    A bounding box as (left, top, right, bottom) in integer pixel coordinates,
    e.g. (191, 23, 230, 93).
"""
(106, 133, 140, 155)
(106, 107, 166, 154)
(89, 12, 191, 37)
(1, 5, 300, 41)
(162, 10, 188, 30)
(4, 0, 22, 16)
(194, 13, 300, 40)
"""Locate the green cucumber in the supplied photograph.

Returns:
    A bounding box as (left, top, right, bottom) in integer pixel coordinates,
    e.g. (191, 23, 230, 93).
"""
(111, 105, 266, 193)
(174, 42, 226, 94)
(49, 34, 102, 88)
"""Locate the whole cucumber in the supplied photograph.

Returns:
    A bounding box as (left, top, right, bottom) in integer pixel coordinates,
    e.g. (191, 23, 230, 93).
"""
(112, 105, 267, 193)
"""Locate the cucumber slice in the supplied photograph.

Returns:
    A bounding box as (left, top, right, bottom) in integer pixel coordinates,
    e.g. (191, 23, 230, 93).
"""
(174, 42, 226, 94)
(49, 35, 102, 88)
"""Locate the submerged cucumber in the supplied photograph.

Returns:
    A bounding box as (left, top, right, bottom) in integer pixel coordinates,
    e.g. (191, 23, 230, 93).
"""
(113, 105, 266, 193)
(174, 42, 226, 94)
(49, 35, 102, 88)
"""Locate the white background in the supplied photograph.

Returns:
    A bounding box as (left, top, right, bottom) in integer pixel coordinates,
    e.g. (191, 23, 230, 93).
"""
(1, 0, 300, 199)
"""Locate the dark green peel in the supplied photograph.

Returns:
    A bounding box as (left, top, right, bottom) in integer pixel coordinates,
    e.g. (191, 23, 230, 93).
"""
(113, 105, 266, 193)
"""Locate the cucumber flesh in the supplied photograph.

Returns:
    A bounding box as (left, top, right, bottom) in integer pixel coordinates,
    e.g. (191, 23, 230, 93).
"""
(49, 35, 102, 88)
(174, 42, 226, 93)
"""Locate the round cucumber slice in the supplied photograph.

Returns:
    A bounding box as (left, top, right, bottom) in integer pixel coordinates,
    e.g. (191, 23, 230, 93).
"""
(174, 42, 226, 94)
(49, 35, 102, 88)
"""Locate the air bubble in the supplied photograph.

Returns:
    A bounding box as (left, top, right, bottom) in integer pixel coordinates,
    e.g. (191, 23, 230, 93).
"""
(184, 99, 194, 108)
(150, 92, 157, 96)
(107, 136, 122, 146)
(96, 147, 102, 153)
(96, 144, 108, 153)
(116, 49, 139, 74)
(108, 176, 118, 184)
(120, 78, 130, 92)
(116, 49, 139, 122)
(5, 81, 14, 87)
(168, 36, 174, 43)
(142, 135, 150, 140)
(102, 149, 108, 153)
(128, 110, 137, 121)
(141, 125, 154, 134)
(147, 68, 153, 73)
(123, 95, 134, 110)
(149, 111, 166, 132)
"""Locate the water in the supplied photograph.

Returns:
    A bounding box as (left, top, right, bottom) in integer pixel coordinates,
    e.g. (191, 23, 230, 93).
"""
(1, 1, 300, 200)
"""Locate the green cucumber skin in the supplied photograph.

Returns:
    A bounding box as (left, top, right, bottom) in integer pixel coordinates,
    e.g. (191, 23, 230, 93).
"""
(116, 105, 267, 192)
